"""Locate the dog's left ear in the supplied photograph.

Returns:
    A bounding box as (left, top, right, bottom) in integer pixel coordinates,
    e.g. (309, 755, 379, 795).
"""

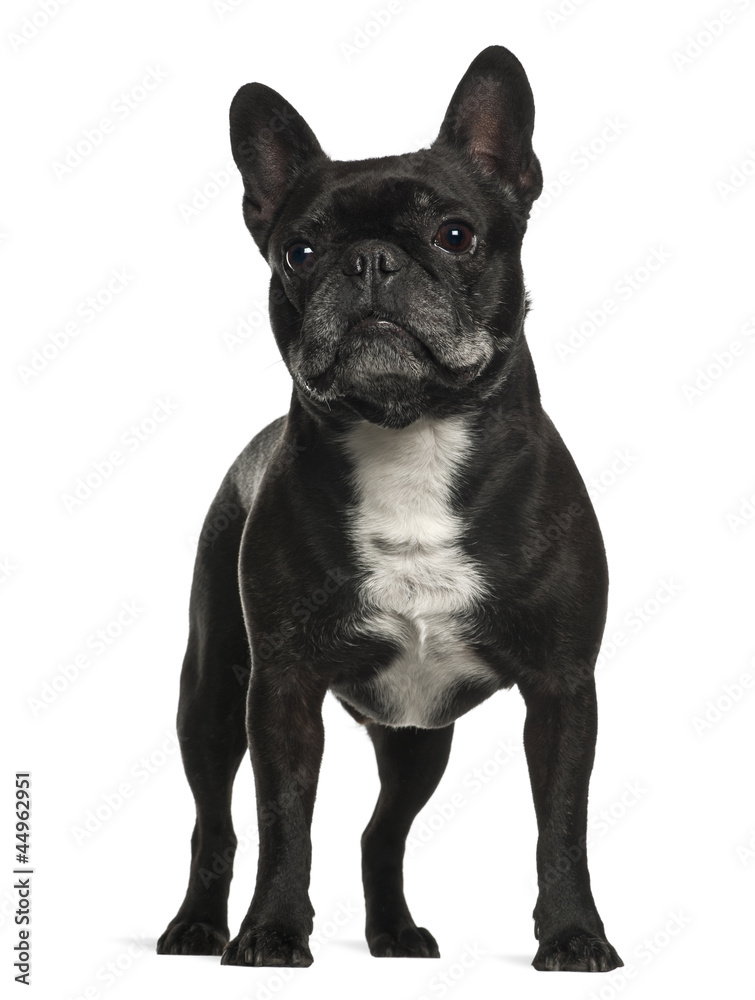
(230, 83, 326, 252)
(433, 46, 542, 215)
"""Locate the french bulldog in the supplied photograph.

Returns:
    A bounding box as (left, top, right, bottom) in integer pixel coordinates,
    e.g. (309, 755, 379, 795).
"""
(157, 44, 622, 973)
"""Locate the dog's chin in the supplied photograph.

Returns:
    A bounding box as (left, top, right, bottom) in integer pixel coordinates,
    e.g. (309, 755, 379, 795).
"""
(298, 320, 484, 419)
(303, 361, 430, 430)
(303, 320, 428, 391)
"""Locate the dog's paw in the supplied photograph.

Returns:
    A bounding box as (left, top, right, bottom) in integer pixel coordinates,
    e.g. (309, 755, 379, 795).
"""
(533, 930, 623, 972)
(157, 920, 228, 956)
(221, 924, 313, 967)
(369, 925, 440, 958)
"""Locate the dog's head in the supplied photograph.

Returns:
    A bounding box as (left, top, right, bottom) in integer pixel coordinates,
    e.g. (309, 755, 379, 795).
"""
(230, 45, 542, 429)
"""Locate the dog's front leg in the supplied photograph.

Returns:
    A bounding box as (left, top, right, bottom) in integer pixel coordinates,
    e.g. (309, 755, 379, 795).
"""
(520, 674, 623, 972)
(221, 662, 327, 967)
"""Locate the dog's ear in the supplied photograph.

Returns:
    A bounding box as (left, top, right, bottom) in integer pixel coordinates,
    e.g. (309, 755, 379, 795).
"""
(230, 83, 326, 251)
(433, 46, 542, 215)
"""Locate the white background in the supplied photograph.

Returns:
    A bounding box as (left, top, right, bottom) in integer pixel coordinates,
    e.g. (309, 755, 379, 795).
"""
(3, 0, 754, 997)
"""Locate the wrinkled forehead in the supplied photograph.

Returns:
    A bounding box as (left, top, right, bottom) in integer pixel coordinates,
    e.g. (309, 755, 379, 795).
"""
(272, 151, 490, 243)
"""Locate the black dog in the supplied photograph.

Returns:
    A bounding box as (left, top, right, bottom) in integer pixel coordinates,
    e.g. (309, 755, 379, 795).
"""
(157, 45, 622, 972)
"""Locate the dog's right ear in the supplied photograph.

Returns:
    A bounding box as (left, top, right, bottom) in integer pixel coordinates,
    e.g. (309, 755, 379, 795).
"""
(230, 84, 326, 252)
(433, 46, 542, 219)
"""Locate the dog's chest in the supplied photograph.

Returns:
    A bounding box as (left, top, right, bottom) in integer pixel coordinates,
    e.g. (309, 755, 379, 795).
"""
(337, 416, 497, 728)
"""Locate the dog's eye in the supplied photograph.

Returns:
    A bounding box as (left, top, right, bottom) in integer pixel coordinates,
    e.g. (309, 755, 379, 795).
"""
(285, 243, 315, 272)
(434, 221, 476, 254)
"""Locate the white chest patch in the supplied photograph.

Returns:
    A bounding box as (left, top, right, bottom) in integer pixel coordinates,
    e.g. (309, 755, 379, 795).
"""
(340, 415, 497, 727)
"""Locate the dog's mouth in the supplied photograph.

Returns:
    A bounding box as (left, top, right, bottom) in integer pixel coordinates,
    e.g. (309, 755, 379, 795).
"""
(347, 317, 430, 362)
(302, 317, 482, 395)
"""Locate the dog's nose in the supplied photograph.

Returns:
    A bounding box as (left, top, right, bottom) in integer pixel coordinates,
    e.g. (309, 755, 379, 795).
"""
(342, 243, 402, 280)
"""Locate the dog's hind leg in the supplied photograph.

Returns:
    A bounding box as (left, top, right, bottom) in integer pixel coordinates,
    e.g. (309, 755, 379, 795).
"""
(157, 494, 250, 957)
(361, 722, 454, 958)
